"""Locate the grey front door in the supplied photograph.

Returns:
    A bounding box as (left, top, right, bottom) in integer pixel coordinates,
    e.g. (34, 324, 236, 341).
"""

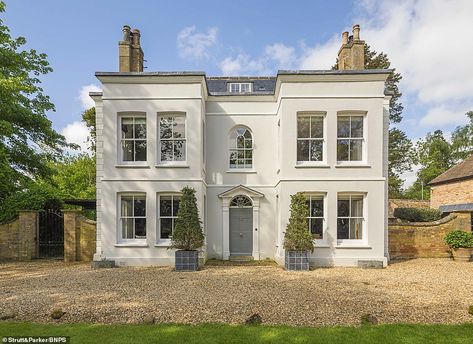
(229, 207, 253, 256)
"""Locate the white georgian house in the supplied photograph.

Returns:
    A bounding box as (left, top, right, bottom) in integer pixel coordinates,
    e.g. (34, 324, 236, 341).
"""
(90, 24, 391, 267)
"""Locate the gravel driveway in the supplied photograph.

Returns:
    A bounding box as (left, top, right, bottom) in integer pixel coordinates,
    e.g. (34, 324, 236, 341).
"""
(1, 259, 472, 326)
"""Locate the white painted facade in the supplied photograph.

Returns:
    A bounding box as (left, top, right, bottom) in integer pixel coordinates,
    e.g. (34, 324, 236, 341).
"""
(91, 70, 391, 267)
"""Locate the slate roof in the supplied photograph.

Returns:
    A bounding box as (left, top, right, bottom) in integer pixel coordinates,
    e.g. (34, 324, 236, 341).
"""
(429, 155, 473, 186)
(206, 77, 276, 95)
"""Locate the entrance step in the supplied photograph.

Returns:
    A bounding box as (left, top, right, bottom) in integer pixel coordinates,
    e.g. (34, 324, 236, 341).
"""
(205, 258, 277, 267)
(229, 255, 254, 262)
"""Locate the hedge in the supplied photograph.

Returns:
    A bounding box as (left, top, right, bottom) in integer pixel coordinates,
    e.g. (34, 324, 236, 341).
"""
(393, 207, 443, 222)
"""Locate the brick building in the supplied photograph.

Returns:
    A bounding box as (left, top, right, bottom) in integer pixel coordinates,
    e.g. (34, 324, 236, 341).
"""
(429, 155, 473, 231)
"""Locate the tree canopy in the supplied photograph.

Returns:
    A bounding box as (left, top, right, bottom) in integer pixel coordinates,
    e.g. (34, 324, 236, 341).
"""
(0, 1, 71, 203)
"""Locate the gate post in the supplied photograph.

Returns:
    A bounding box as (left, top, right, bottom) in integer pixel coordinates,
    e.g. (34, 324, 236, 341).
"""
(63, 210, 81, 262)
(18, 210, 39, 261)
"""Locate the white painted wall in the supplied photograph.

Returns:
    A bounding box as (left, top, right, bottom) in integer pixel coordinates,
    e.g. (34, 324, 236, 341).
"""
(92, 72, 389, 267)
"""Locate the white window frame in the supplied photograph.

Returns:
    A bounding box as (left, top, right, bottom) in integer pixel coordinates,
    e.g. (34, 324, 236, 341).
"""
(336, 193, 367, 245)
(228, 82, 252, 93)
(228, 126, 254, 170)
(117, 113, 147, 165)
(157, 113, 187, 166)
(305, 193, 327, 243)
(296, 112, 327, 165)
(157, 193, 182, 244)
(336, 112, 367, 165)
(117, 193, 147, 243)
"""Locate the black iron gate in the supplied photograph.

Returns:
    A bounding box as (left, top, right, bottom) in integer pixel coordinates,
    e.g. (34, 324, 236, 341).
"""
(38, 209, 64, 258)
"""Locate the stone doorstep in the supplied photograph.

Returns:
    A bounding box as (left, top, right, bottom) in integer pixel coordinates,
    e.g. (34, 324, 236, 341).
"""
(357, 260, 384, 269)
(91, 260, 116, 269)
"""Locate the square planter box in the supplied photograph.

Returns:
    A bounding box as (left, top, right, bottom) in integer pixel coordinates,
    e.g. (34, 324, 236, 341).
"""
(285, 250, 310, 271)
(175, 250, 199, 271)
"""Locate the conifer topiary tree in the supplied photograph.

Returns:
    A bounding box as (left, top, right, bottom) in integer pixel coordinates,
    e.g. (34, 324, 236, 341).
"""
(170, 186, 205, 251)
(283, 192, 314, 252)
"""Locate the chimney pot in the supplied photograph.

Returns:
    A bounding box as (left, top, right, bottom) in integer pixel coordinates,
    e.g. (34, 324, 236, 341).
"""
(342, 31, 349, 45)
(353, 24, 360, 40)
(122, 25, 131, 42)
(131, 29, 141, 46)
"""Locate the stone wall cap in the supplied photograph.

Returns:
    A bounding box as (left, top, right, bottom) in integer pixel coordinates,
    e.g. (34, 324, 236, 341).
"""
(62, 209, 83, 213)
(18, 210, 40, 213)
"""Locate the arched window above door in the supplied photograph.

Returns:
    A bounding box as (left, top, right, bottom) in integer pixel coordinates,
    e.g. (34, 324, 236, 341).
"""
(230, 195, 252, 207)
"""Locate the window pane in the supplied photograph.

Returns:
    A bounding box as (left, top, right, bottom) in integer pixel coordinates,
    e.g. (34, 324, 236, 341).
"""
(310, 140, 323, 161)
(134, 197, 146, 217)
(134, 218, 146, 238)
(172, 198, 180, 216)
(160, 141, 173, 161)
(135, 140, 147, 161)
(351, 116, 363, 138)
(244, 138, 252, 149)
(337, 199, 350, 217)
(160, 218, 172, 239)
(337, 117, 350, 137)
(122, 141, 134, 161)
(173, 117, 185, 138)
(121, 118, 133, 138)
(122, 218, 134, 239)
(310, 117, 324, 138)
(230, 84, 239, 93)
(350, 218, 363, 239)
(134, 118, 146, 139)
(297, 140, 309, 161)
(337, 139, 349, 161)
(351, 197, 363, 217)
(237, 135, 245, 148)
(244, 149, 253, 160)
(229, 150, 237, 167)
(297, 116, 310, 138)
(310, 218, 323, 239)
(173, 140, 186, 161)
(311, 199, 323, 217)
(243, 130, 251, 139)
(350, 139, 363, 161)
(337, 218, 349, 239)
(159, 117, 172, 139)
(121, 197, 133, 216)
(241, 83, 250, 92)
(160, 196, 172, 216)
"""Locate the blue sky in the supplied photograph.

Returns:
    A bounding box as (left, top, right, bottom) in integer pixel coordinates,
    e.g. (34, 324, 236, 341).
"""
(3, 0, 473, 169)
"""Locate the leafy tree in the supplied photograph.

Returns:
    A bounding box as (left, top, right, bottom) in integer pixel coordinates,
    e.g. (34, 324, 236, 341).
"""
(405, 130, 454, 199)
(334, 44, 414, 197)
(170, 186, 205, 251)
(451, 111, 473, 161)
(49, 154, 96, 199)
(82, 107, 96, 152)
(0, 1, 71, 203)
(283, 193, 314, 252)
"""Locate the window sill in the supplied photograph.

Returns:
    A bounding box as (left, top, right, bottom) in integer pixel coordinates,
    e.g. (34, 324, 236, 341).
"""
(114, 243, 149, 247)
(335, 245, 372, 249)
(335, 163, 371, 168)
(115, 164, 150, 169)
(295, 163, 330, 168)
(226, 169, 257, 174)
(155, 164, 189, 168)
(155, 241, 172, 247)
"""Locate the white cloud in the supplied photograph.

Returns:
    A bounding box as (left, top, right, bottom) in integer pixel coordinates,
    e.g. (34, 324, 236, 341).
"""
(299, 35, 341, 70)
(265, 43, 296, 68)
(177, 26, 218, 60)
(219, 54, 269, 75)
(400, 163, 421, 188)
(420, 104, 471, 127)
(61, 121, 91, 154)
(79, 84, 101, 110)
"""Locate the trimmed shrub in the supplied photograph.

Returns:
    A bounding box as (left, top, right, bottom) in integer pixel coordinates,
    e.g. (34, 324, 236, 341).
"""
(468, 305, 473, 316)
(283, 193, 314, 252)
(444, 230, 473, 249)
(0, 183, 63, 223)
(170, 186, 205, 251)
(393, 207, 442, 222)
(50, 309, 65, 320)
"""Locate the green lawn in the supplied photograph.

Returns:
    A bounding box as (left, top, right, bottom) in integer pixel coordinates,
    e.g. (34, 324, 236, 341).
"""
(1, 322, 473, 344)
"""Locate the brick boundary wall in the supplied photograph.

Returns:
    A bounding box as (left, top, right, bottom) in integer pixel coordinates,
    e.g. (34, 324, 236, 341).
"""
(388, 211, 471, 259)
(388, 199, 430, 219)
(0, 211, 38, 261)
(63, 210, 96, 262)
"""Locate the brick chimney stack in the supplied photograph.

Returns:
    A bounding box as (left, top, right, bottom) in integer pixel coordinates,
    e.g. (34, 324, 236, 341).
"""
(337, 24, 365, 70)
(119, 25, 144, 72)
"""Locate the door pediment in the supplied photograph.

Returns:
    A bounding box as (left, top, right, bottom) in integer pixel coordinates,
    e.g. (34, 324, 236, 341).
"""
(218, 185, 264, 199)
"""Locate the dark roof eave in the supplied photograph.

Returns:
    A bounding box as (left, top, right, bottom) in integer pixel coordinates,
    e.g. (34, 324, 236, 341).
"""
(429, 175, 473, 186)
(277, 69, 393, 76)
